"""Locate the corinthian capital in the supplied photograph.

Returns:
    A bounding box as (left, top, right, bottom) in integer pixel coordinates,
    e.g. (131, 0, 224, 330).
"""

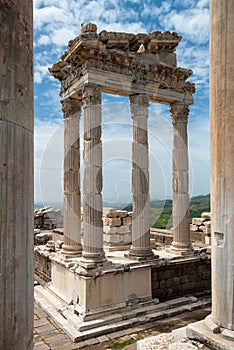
(82, 83, 101, 107)
(170, 103, 189, 123)
(130, 94, 149, 116)
(61, 98, 82, 119)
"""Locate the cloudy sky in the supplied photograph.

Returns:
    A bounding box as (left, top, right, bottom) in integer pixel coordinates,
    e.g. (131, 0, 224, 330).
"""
(34, 0, 210, 205)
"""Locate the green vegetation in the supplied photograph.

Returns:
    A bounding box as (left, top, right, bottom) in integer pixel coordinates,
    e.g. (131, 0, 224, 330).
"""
(112, 339, 135, 348)
(151, 194, 210, 229)
(105, 194, 210, 230)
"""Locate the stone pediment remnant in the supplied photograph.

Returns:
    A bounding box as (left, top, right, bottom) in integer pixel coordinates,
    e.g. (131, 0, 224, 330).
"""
(49, 23, 195, 104)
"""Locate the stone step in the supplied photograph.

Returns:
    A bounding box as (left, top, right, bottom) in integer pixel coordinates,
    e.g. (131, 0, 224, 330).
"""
(34, 285, 211, 343)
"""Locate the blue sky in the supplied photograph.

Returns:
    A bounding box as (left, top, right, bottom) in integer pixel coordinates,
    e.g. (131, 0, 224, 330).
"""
(34, 0, 210, 204)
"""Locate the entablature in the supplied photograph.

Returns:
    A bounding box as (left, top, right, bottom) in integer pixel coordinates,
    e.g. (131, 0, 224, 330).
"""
(49, 23, 195, 106)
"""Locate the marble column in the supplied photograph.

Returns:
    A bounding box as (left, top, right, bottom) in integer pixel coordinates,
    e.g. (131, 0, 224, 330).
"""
(207, 0, 234, 338)
(61, 98, 82, 258)
(80, 83, 106, 267)
(128, 94, 154, 260)
(169, 103, 192, 255)
(0, 1, 34, 349)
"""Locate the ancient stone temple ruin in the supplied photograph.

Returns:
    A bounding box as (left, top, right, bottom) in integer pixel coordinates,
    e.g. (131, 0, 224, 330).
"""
(1, 1, 234, 349)
(33, 23, 209, 340)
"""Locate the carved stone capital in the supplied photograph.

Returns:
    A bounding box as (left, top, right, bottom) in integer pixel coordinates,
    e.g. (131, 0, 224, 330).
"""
(82, 84, 101, 107)
(130, 94, 149, 116)
(61, 98, 82, 119)
(170, 103, 189, 123)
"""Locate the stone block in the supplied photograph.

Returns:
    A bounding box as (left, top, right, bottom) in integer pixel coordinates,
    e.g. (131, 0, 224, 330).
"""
(192, 218, 204, 226)
(106, 210, 128, 218)
(103, 217, 110, 226)
(103, 226, 118, 234)
(123, 216, 132, 225)
(190, 224, 198, 232)
(104, 234, 122, 243)
(205, 236, 211, 245)
(201, 212, 211, 220)
(35, 233, 52, 245)
(118, 225, 131, 234)
(123, 234, 132, 244)
(108, 218, 122, 227)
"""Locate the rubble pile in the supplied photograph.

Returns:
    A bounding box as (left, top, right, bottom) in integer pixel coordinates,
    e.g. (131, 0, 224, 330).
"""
(34, 206, 63, 230)
(103, 208, 132, 248)
(190, 212, 211, 244)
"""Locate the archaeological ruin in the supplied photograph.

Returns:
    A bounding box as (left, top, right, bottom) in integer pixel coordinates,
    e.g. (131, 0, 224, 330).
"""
(1, 0, 233, 349)
(33, 22, 214, 340)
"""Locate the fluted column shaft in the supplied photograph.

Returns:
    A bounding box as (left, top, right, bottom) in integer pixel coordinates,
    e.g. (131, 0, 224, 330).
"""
(129, 94, 154, 260)
(209, 0, 234, 334)
(170, 103, 192, 254)
(81, 84, 106, 265)
(0, 1, 34, 349)
(61, 98, 82, 257)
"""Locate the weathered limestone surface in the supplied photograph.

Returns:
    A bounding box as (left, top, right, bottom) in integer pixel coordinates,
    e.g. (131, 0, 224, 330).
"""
(209, 0, 234, 334)
(187, 1, 234, 348)
(0, 1, 34, 349)
(61, 98, 82, 257)
(169, 103, 192, 255)
(81, 83, 106, 265)
(129, 94, 154, 259)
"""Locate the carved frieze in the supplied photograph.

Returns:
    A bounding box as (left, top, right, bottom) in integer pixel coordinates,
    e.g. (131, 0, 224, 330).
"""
(49, 23, 195, 99)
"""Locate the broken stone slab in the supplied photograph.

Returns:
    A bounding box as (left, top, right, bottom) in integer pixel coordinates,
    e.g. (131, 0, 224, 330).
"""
(34, 233, 52, 245)
(201, 212, 211, 220)
(192, 218, 205, 226)
(190, 224, 199, 232)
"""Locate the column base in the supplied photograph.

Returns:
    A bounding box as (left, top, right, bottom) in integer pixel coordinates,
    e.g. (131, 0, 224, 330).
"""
(125, 247, 158, 261)
(79, 251, 108, 269)
(60, 244, 82, 260)
(187, 316, 234, 350)
(166, 241, 193, 256)
(205, 315, 234, 341)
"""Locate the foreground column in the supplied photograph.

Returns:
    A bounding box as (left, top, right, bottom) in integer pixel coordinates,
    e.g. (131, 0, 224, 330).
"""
(61, 98, 82, 258)
(80, 84, 106, 267)
(128, 94, 154, 260)
(0, 1, 34, 349)
(169, 103, 192, 255)
(208, 0, 234, 338)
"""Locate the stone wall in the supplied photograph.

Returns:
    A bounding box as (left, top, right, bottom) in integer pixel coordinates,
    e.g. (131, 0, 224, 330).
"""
(190, 212, 211, 245)
(34, 249, 51, 282)
(151, 257, 211, 300)
(103, 208, 132, 247)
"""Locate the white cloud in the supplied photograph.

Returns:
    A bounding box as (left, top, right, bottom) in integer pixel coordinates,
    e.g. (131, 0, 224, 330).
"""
(161, 7, 209, 44)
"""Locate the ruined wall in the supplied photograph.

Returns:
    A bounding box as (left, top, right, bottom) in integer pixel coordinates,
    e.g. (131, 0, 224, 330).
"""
(151, 258, 211, 300)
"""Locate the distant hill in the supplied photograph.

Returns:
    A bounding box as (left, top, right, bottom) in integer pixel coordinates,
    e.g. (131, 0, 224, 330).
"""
(104, 194, 210, 229)
(35, 194, 210, 230)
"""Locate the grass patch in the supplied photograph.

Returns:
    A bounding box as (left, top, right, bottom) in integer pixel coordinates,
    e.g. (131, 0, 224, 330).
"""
(112, 339, 135, 348)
